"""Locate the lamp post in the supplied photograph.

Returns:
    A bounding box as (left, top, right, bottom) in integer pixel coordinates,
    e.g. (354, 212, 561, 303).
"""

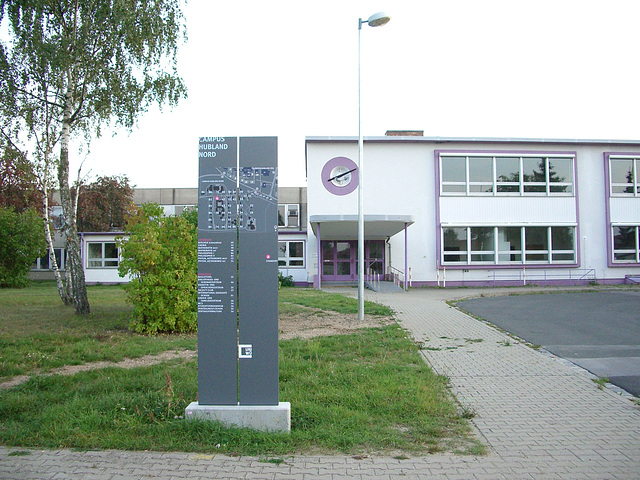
(358, 12, 390, 322)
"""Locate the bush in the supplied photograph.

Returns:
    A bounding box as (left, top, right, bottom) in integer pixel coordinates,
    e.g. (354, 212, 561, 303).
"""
(0, 207, 46, 288)
(278, 271, 295, 288)
(118, 204, 197, 334)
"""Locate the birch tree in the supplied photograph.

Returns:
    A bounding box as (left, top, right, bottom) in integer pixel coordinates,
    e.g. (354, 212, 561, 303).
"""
(0, 0, 187, 314)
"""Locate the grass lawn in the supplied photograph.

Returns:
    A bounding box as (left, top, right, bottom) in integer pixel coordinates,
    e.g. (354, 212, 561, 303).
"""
(0, 282, 195, 379)
(0, 283, 483, 456)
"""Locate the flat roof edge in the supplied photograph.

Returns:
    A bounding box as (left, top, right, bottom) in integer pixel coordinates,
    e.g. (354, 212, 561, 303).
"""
(305, 135, 640, 146)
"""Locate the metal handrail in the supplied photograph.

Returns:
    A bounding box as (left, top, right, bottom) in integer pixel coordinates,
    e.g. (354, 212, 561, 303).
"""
(491, 268, 596, 285)
(388, 265, 406, 290)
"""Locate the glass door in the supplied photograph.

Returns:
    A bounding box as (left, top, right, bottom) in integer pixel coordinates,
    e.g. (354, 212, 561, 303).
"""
(322, 241, 356, 281)
(321, 240, 385, 282)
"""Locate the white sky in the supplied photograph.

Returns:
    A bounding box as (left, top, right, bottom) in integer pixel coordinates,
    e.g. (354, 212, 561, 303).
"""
(76, 0, 640, 188)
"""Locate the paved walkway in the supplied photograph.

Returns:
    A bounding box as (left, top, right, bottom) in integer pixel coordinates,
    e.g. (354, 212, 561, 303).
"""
(2, 287, 640, 479)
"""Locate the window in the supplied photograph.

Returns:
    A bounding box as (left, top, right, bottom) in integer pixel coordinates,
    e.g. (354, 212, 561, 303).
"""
(522, 157, 546, 193)
(609, 156, 639, 195)
(278, 240, 305, 267)
(470, 227, 494, 262)
(441, 226, 576, 265)
(496, 157, 520, 193)
(468, 157, 493, 193)
(50, 206, 64, 230)
(277, 204, 300, 227)
(525, 226, 549, 262)
(441, 156, 467, 194)
(32, 248, 65, 271)
(551, 226, 576, 262)
(497, 227, 522, 263)
(440, 153, 574, 196)
(612, 226, 640, 263)
(443, 227, 467, 263)
(87, 242, 119, 268)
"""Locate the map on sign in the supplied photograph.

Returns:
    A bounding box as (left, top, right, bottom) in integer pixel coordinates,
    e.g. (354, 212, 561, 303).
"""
(200, 166, 277, 233)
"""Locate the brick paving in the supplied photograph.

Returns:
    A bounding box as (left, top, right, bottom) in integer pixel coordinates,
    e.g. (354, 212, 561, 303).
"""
(2, 286, 640, 479)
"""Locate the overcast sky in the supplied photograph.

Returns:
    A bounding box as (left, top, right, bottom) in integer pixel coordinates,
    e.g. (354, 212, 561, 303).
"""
(75, 0, 640, 189)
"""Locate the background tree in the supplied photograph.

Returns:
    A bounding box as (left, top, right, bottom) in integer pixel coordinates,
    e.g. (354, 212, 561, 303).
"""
(0, 138, 71, 302)
(118, 203, 197, 335)
(0, 145, 43, 213)
(0, 0, 187, 314)
(0, 207, 46, 288)
(76, 175, 135, 232)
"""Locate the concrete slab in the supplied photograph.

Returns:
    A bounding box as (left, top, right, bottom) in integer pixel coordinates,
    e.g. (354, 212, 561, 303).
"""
(571, 356, 640, 377)
(184, 402, 291, 433)
(364, 280, 405, 293)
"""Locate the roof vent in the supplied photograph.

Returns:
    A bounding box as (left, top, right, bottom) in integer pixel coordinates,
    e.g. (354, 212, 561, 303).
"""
(385, 130, 424, 137)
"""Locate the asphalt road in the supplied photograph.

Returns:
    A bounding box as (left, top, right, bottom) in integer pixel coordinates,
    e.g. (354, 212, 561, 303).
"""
(457, 290, 640, 397)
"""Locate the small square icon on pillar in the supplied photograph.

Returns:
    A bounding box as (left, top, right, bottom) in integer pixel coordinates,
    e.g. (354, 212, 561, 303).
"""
(239, 344, 253, 358)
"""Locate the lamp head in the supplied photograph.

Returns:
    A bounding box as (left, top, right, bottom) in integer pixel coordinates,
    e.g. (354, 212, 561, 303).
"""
(367, 11, 391, 27)
(359, 11, 391, 29)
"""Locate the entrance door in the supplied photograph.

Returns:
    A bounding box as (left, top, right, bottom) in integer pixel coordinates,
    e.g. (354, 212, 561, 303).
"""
(321, 240, 385, 282)
(366, 241, 384, 279)
(322, 241, 356, 281)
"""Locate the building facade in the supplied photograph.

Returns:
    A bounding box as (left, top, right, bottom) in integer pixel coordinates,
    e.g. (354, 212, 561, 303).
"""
(305, 133, 640, 287)
(32, 134, 640, 287)
(31, 187, 309, 285)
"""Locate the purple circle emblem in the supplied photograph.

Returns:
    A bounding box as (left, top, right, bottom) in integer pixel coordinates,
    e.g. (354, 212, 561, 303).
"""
(321, 157, 359, 196)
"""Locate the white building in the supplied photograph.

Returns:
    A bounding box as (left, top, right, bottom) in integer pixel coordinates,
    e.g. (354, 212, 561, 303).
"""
(304, 132, 640, 287)
(31, 187, 310, 285)
(32, 133, 640, 288)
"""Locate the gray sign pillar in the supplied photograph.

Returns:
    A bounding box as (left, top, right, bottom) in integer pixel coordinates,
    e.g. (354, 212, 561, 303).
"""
(186, 136, 290, 432)
(196, 137, 238, 405)
(238, 137, 279, 406)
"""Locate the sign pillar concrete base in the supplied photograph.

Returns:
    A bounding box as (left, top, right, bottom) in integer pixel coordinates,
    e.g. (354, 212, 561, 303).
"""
(185, 402, 291, 433)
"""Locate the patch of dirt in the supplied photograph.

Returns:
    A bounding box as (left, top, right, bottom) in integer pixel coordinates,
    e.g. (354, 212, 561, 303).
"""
(0, 308, 394, 390)
(0, 350, 197, 390)
(278, 305, 394, 340)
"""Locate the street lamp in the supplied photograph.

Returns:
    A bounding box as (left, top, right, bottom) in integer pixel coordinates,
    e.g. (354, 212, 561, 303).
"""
(358, 11, 390, 322)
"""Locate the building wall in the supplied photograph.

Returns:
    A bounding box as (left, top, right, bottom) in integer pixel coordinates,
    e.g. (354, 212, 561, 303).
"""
(306, 140, 435, 285)
(305, 136, 640, 286)
(34, 186, 309, 285)
(82, 233, 130, 284)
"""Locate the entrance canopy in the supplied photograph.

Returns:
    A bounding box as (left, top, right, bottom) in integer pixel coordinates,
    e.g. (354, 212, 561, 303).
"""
(310, 214, 414, 240)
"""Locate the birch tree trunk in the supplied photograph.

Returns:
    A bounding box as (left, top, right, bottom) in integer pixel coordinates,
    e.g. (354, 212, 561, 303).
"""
(41, 188, 71, 305)
(58, 83, 90, 315)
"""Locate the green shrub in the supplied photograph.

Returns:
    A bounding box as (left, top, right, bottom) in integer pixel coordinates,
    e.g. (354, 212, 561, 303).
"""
(118, 204, 197, 334)
(278, 271, 295, 288)
(0, 207, 46, 288)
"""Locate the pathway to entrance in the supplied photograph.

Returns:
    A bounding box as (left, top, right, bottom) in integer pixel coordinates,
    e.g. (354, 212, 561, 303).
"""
(2, 286, 639, 479)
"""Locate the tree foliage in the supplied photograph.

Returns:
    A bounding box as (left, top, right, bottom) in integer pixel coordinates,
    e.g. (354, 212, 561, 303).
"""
(0, 207, 46, 288)
(76, 175, 135, 232)
(0, 0, 187, 314)
(118, 203, 197, 335)
(0, 145, 43, 213)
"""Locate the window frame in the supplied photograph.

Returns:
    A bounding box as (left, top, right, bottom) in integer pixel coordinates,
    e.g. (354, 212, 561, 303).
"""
(608, 155, 639, 196)
(439, 152, 575, 197)
(278, 240, 305, 268)
(611, 225, 640, 264)
(32, 248, 66, 271)
(277, 204, 300, 228)
(86, 241, 120, 269)
(441, 225, 576, 267)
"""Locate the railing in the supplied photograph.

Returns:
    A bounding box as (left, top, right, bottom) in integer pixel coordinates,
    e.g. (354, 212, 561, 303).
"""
(490, 268, 596, 286)
(365, 268, 382, 291)
(434, 267, 597, 287)
(388, 266, 406, 290)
